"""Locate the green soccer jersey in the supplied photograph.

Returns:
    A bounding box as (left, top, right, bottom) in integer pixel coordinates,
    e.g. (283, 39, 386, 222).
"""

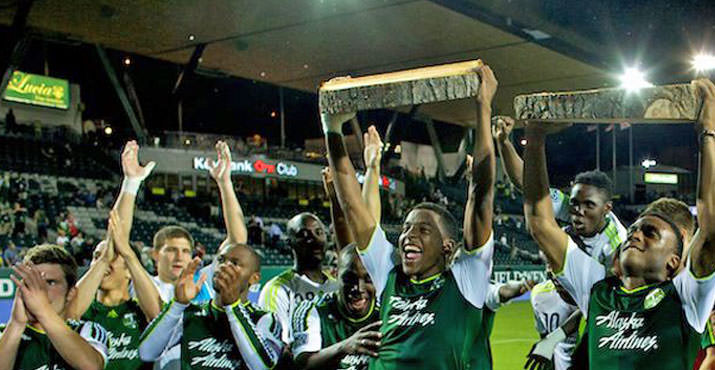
(0, 319, 109, 370)
(292, 292, 380, 370)
(557, 238, 715, 369)
(139, 299, 283, 370)
(358, 226, 495, 370)
(81, 299, 151, 370)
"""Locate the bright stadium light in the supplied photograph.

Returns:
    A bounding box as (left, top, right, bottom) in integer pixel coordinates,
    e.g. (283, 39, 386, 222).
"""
(188, 34, 196, 41)
(641, 159, 657, 168)
(520, 139, 527, 146)
(693, 53, 715, 72)
(619, 67, 653, 91)
(104, 126, 113, 135)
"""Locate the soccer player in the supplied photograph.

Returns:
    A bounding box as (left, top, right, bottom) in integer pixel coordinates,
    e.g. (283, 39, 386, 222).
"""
(115, 140, 211, 304)
(522, 79, 715, 369)
(525, 256, 581, 370)
(138, 243, 283, 369)
(258, 213, 339, 345)
(64, 210, 162, 370)
(0, 244, 109, 370)
(291, 244, 381, 370)
(493, 116, 627, 268)
(196, 140, 252, 300)
(323, 64, 498, 369)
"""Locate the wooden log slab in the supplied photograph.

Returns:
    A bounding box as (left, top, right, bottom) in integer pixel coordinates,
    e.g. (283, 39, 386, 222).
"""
(319, 60, 482, 114)
(513, 83, 701, 123)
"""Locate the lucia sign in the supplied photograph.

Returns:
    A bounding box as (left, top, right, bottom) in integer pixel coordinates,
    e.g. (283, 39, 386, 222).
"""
(2, 71, 70, 110)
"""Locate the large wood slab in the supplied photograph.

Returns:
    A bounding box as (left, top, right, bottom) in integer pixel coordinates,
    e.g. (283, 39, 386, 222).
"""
(319, 60, 482, 114)
(514, 84, 701, 123)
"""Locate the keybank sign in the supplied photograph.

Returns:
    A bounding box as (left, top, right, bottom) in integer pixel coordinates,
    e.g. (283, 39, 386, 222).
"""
(193, 157, 299, 177)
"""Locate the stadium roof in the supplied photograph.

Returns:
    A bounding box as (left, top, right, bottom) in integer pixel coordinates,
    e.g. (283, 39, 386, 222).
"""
(0, 0, 612, 126)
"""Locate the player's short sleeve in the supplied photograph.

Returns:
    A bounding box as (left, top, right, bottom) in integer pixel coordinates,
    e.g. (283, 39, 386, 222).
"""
(673, 257, 715, 333)
(77, 320, 109, 367)
(550, 188, 571, 223)
(258, 279, 292, 344)
(291, 301, 322, 357)
(358, 225, 395, 299)
(452, 231, 494, 309)
(555, 238, 605, 316)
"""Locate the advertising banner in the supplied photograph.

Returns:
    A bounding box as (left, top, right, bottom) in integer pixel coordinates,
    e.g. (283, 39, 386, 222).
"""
(2, 71, 70, 110)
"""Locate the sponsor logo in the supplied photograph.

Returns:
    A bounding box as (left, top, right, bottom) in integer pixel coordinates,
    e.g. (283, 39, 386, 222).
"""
(595, 311, 659, 351)
(187, 338, 239, 369)
(193, 157, 298, 177)
(387, 296, 436, 327)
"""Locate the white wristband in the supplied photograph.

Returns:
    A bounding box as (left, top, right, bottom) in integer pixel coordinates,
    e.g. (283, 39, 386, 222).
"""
(546, 327, 567, 343)
(121, 177, 142, 196)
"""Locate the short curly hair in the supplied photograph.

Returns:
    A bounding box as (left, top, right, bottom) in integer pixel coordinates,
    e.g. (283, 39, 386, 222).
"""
(574, 170, 613, 201)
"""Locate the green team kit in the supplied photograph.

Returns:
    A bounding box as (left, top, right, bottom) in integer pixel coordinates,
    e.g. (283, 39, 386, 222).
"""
(358, 226, 494, 370)
(0, 319, 109, 370)
(81, 299, 151, 370)
(557, 238, 715, 369)
(138, 299, 283, 370)
(292, 292, 380, 370)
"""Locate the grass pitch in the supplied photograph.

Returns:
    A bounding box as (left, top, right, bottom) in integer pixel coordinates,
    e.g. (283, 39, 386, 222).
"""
(491, 301, 540, 369)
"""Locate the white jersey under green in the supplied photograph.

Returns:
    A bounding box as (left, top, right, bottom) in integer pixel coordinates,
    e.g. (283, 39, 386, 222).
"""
(551, 188, 627, 267)
(258, 269, 339, 343)
(530, 280, 579, 370)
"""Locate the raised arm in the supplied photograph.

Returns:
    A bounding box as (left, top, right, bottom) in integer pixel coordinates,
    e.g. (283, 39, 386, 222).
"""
(690, 79, 715, 277)
(209, 141, 248, 245)
(114, 140, 155, 238)
(65, 238, 114, 320)
(464, 65, 497, 250)
(523, 122, 570, 272)
(493, 116, 524, 191)
(323, 113, 376, 250)
(322, 167, 355, 250)
(109, 210, 162, 320)
(362, 126, 383, 224)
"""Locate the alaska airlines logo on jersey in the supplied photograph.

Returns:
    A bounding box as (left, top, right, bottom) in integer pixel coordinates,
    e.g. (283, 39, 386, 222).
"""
(340, 354, 369, 370)
(187, 338, 240, 368)
(107, 332, 139, 361)
(387, 296, 436, 327)
(595, 311, 659, 351)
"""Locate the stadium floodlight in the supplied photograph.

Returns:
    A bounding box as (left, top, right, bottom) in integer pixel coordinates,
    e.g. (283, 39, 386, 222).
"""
(188, 34, 196, 41)
(693, 53, 715, 72)
(123, 57, 131, 66)
(641, 159, 657, 169)
(520, 139, 527, 146)
(619, 67, 653, 91)
(104, 126, 113, 135)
